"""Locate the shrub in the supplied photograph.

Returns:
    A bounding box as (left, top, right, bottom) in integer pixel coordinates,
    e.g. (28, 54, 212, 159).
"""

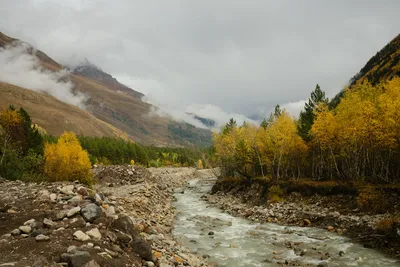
(375, 217, 400, 234)
(44, 132, 94, 185)
(268, 185, 284, 202)
(356, 185, 385, 212)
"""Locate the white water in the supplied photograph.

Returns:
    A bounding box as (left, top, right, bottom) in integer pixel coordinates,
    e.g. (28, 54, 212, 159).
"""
(173, 178, 400, 267)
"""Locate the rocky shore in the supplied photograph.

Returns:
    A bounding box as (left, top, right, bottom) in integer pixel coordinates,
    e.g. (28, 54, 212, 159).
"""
(205, 179, 400, 261)
(0, 166, 210, 267)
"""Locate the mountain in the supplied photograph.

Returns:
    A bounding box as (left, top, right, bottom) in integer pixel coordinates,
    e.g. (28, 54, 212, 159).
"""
(0, 31, 212, 147)
(330, 33, 400, 108)
(72, 59, 144, 99)
(350, 34, 400, 86)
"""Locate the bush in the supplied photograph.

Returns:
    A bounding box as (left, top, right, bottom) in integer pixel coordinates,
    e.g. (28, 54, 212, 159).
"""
(268, 185, 284, 202)
(357, 185, 386, 212)
(44, 132, 94, 185)
(375, 217, 400, 234)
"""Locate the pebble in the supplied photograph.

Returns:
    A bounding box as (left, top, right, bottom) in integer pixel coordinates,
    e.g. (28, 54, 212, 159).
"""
(35, 234, 50, 241)
(18, 225, 32, 234)
(60, 185, 74, 195)
(86, 228, 102, 240)
(50, 193, 57, 202)
(73, 230, 91, 241)
(43, 218, 54, 228)
(67, 206, 81, 217)
(10, 229, 21, 236)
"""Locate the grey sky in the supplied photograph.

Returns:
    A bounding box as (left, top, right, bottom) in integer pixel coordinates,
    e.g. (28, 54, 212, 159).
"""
(1, 0, 400, 124)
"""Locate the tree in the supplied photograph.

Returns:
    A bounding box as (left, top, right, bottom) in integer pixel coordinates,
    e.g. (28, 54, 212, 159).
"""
(44, 132, 94, 185)
(298, 84, 328, 141)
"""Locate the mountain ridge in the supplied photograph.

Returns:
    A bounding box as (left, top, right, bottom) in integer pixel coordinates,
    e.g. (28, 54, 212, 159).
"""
(0, 31, 212, 147)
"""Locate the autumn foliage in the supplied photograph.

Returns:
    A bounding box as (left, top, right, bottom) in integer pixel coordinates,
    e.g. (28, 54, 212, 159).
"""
(214, 77, 400, 184)
(44, 132, 94, 185)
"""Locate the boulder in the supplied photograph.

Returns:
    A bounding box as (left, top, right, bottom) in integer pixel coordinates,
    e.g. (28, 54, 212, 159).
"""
(81, 203, 102, 222)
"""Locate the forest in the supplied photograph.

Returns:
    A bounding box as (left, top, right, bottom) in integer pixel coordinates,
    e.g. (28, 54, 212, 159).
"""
(0, 106, 208, 184)
(214, 78, 400, 184)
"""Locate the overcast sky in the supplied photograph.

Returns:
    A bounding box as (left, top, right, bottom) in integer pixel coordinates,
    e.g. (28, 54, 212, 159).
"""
(1, 0, 400, 125)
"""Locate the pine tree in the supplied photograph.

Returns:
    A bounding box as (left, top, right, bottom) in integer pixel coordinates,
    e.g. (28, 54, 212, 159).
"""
(298, 84, 328, 141)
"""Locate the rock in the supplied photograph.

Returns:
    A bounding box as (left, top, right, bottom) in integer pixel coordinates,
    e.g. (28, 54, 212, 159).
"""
(77, 187, 88, 196)
(24, 219, 35, 226)
(10, 229, 20, 236)
(327, 226, 334, 231)
(61, 250, 92, 267)
(208, 231, 214, 235)
(303, 219, 311, 226)
(86, 228, 102, 240)
(60, 185, 74, 195)
(67, 206, 81, 217)
(55, 210, 68, 221)
(67, 246, 77, 253)
(18, 225, 32, 234)
(43, 218, 54, 228)
(81, 203, 102, 222)
(144, 261, 155, 267)
(104, 205, 116, 217)
(94, 194, 103, 204)
(339, 250, 345, 256)
(84, 260, 100, 267)
(87, 242, 94, 248)
(38, 190, 50, 201)
(68, 195, 83, 203)
(202, 254, 210, 259)
(35, 234, 50, 241)
(50, 193, 57, 202)
(69, 216, 87, 228)
(73, 230, 91, 241)
(111, 215, 152, 261)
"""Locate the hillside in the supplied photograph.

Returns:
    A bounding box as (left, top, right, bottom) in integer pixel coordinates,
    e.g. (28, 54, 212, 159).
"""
(0, 82, 128, 139)
(350, 33, 400, 86)
(0, 31, 212, 147)
(330, 33, 400, 108)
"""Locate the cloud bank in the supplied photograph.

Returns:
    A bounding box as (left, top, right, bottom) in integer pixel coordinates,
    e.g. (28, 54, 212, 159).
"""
(0, 42, 86, 107)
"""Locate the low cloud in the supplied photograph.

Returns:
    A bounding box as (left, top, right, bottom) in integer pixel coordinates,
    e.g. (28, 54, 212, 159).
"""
(0, 42, 86, 107)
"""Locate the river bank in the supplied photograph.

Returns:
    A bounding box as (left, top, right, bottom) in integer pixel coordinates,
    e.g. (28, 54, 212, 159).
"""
(0, 166, 210, 267)
(205, 179, 400, 261)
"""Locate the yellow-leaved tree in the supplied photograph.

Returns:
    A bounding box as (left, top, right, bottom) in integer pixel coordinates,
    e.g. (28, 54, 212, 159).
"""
(44, 132, 94, 185)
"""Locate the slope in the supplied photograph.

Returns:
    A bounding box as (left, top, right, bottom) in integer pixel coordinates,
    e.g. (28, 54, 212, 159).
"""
(0, 31, 212, 147)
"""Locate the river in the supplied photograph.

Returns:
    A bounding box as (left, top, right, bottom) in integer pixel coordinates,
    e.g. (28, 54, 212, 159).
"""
(172, 178, 399, 267)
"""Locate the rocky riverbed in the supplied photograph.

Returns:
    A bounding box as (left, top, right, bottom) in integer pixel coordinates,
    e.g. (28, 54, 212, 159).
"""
(0, 166, 211, 267)
(174, 178, 400, 267)
(204, 179, 400, 261)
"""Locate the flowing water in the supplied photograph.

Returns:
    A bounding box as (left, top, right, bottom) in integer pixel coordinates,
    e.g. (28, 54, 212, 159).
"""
(173, 178, 400, 267)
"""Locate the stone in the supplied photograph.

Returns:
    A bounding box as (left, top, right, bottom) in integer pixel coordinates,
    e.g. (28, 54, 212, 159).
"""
(35, 234, 50, 241)
(55, 210, 68, 220)
(67, 206, 81, 217)
(303, 219, 311, 226)
(327, 226, 334, 231)
(339, 250, 345, 256)
(86, 228, 102, 240)
(81, 203, 102, 222)
(87, 243, 94, 248)
(50, 193, 57, 202)
(60, 185, 74, 195)
(208, 231, 214, 235)
(60, 250, 92, 267)
(77, 187, 88, 196)
(24, 219, 35, 226)
(68, 195, 83, 203)
(18, 225, 32, 234)
(10, 229, 20, 236)
(73, 230, 91, 242)
(83, 260, 100, 267)
(38, 190, 50, 201)
(94, 194, 103, 204)
(67, 246, 77, 253)
(69, 216, 87, 228)
(43, 218, 54, 228)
